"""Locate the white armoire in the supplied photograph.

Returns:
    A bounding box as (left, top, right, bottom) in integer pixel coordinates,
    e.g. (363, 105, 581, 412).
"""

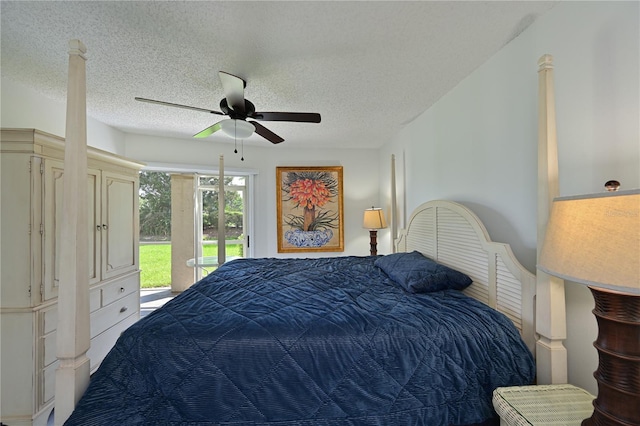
(0, 128, 145, 425)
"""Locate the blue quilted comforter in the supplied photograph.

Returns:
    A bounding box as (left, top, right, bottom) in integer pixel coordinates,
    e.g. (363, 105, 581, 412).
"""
(67, 256, 534, 425)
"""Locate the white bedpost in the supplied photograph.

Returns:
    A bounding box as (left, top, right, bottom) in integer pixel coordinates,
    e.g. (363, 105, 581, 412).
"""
(55, 39, 91, 422)
(390, 154, 397, 253)
(536, 54, 568, 384)
(218, 155, 226, 265)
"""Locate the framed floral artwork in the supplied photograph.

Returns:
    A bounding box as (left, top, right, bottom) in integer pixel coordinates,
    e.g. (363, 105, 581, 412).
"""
(276, 166, 344, 253)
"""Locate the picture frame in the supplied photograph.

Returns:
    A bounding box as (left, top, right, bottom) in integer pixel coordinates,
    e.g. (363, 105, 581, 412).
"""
(276, 166, 344, 253)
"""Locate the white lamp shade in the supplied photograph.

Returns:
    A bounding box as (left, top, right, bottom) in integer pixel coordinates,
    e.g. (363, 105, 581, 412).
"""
(538, 189, 640, 294)
(363, 207, 387, 230)
(220, 119, 255, 139)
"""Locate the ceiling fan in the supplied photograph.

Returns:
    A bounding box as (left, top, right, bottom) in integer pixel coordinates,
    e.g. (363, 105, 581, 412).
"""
(135, 71, 321, 144)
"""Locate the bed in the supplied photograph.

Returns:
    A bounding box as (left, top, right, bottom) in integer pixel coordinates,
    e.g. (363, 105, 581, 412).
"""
(65, 200, 536, 425)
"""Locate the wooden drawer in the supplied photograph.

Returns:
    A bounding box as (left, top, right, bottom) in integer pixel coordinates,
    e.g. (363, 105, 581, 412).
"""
(42, 289, 100, 330)
(90, 291, 139, 338)
(43, 307, 57, 335)
(101, 274, 139, 306)
(42, 331, 57, 368)
(40, 305, 58, 368)
(90, 286, 101, 313)
(42, 360, 57, 405)
(38, 306, 58, 411)
(88, 312, 138, 372)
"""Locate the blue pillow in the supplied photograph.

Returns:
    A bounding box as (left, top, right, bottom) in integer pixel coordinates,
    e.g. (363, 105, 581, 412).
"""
(374, 251, 472, 293)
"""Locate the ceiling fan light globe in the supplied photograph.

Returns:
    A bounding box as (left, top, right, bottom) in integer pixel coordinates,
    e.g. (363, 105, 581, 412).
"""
(220, 119, 254, 139)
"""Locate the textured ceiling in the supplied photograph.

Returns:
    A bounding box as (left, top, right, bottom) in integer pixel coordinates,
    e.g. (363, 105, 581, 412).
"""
(1, 1, 556, 149)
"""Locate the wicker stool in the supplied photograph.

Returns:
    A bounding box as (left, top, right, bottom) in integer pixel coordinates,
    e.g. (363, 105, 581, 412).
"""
(492, 384, 595, 426)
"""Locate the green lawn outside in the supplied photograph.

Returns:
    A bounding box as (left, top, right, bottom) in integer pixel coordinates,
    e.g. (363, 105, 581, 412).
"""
(139, 243, 243, 288)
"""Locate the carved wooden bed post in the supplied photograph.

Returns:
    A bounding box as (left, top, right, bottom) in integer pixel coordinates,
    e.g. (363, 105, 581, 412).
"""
(55, 39, 91, 422)
(536, 54, 568, 384)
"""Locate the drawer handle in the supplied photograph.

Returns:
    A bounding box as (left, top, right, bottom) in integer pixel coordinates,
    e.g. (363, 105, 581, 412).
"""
(96, 225, 101, 231)
(120, 287, 125, 293)
(102, 224, 109, 230)
(120, 306, 128, 313)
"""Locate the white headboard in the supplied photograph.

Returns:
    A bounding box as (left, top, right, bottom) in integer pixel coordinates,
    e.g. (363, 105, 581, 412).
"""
(396, 200, 536, 354)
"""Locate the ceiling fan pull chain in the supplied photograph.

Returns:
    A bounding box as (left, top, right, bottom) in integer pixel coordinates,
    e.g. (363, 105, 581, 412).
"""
(241, 139, 244, 161)
(234, 122, 238, 153)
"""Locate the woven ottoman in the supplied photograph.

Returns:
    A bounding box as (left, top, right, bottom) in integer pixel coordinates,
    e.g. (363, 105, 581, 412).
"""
(492, 384, 595, 425)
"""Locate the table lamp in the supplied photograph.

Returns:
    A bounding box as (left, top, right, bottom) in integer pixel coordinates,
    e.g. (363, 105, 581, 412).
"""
(363, 207, 387, 256)
(538, 188, 639, 426)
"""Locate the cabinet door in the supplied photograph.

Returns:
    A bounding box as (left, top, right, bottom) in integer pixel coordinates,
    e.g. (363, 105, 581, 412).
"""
(101, 172, 138, 280)
(43, 160, 63, 301)
(87, 170, 101, 285)
(44, 161, 101, 300)
(1, 153, 42, 308)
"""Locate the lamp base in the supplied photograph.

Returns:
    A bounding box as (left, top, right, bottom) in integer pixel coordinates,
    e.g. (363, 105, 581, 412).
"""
(581, 287, 640, 426)
(369, 230, 378, 256)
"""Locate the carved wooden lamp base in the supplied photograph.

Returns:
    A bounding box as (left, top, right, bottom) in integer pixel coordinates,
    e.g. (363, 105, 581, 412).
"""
(582, 288, 640, 426)
(369, 230, 378, 256)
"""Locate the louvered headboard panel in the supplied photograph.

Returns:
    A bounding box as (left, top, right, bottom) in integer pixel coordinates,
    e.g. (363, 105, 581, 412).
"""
(396, 200, 536, 354)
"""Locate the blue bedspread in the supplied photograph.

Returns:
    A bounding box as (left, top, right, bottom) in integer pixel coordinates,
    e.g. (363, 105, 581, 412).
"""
(66, 256, 534, 425)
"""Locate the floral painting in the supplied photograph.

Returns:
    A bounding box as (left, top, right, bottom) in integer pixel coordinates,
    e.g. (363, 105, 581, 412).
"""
(276, 166, 344, 252)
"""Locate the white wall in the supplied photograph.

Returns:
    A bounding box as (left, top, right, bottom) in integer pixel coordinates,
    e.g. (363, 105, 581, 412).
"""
(380, 1, 639, 395)
(123, 133, 381, 258)
(1, 77, 126, 154)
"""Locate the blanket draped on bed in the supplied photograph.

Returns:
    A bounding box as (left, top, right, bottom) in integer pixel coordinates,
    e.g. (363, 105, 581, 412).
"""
(66, 256, 534, 425)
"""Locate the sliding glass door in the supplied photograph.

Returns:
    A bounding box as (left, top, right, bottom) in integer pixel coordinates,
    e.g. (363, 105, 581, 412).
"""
(195, 174, 250, 281)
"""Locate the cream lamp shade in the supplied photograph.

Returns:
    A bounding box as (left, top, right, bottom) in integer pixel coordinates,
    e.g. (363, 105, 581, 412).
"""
(220, 119, 255, 139)
(363, 207, 387, 230)
(538, 189, 640, 294)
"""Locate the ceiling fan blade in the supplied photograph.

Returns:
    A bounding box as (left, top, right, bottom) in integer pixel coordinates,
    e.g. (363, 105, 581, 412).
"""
(135, 97, 223, 115)
(218, 71, 245, 114)
(251, 121, 284, 144)
(193, 121, 223, 138)
(252, 112, 321, 123)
